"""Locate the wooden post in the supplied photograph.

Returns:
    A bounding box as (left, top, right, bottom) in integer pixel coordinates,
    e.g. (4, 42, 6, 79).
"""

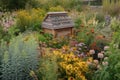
(52, 29, 56, 38)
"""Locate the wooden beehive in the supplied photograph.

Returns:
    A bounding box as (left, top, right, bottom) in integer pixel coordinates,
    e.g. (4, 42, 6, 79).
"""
(42, 12, 74, 37)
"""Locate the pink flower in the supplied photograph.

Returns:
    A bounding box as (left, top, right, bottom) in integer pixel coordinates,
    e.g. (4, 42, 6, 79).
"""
(87, 61, 92, 65)
(89, 49, 95, 55)
(98, 53, 104, 58)
(104, 46, 109, 50)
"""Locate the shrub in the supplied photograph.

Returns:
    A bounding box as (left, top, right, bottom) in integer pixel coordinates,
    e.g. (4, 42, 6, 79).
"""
(37, 51, 58, 80)
(49, 6, 64, 12)
(93, 30, 120, 80)
(0, 0, 39, 10)
(93, 48, 120, 80)
(74, 12, 98, 46)
(47, 37, 69, 49)
(102, 0, 120, 16)
(0, 40, 7, 79)
(53, 51, 89, 80)
(16, 8, 45, 32)
(0, 34, 39, 80)
(110, 17, 120, 32)
(36, 0, 82, 11)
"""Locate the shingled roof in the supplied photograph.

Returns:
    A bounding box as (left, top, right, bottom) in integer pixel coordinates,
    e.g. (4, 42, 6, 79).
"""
(42, 12, 74, 29)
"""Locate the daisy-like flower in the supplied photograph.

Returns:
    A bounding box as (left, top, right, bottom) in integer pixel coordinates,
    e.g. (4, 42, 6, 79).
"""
(89, 49, 95, 55)
(98, 53, 104, 59)
(68, 77, 75, 80)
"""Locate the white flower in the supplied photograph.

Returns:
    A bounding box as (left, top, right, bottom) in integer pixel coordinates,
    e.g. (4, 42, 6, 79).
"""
(98, 53, 104, 59)
(93, 59, 99, 65)
(97, 65, 102, 70)
(104, 46, 109, 51)
(101, 51, 105, 54)
(102, 61, 108, 66)
(104, 57, 108, 61)
(89, 49, 95, 55)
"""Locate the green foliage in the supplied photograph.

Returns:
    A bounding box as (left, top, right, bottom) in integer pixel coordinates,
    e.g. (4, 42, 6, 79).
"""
(75, 17, 82, 29)
(38, 34, 47, 42)
(3, 25, 19, 42)
(0, 40, 7, 79)
(1, 34, 39, 80)
(96, 12, 105, 23)
(0, 26, 4, 40)
(37, 33, 53, 43)
(49, 6, 64, 12)
(36, 0, 82, 11)
(102, 0, 120, 16)
(1, 0, 82, 11)
(110, 18, 120, 32)
(47, 38, 69, 48)
(0, 25, 19, 42)
(76, 30, 94, 46)
(93, 30, 120, 80)
(93, 48, 120, 80)
(0, 0, 39, 10)
(37, 53, 58, 80)
(16, 8, 45, 32)
(110, 30, 120, 50)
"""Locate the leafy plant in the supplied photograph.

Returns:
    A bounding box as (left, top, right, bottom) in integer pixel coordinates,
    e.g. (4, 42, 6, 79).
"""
(37, 52, 58, 80)
(49, 6, 64, 12)
(53, 51, 88, 80)
(102, 0, 120, 16)
(16, 8, 45, 32)
(110, 17, 120, 32)
(0, 34, 39, 80)
(93, 30, 120, 80)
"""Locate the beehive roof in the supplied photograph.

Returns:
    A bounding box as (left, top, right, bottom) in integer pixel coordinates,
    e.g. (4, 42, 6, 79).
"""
(42, 12, 74, 29)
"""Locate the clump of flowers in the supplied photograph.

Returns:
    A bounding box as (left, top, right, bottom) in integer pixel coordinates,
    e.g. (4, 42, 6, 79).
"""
(75, 42, 88, 57)
(53, 50, 88, 80)
(0, 12, 16, 31)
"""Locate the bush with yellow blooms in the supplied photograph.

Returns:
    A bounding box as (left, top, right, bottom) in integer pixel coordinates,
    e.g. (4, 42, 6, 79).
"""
(53, 50, 88, 80)
(16, 8, 45, 32)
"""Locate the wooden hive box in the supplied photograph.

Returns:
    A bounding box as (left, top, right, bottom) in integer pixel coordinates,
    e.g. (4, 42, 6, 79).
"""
(42, 12, 74, 38)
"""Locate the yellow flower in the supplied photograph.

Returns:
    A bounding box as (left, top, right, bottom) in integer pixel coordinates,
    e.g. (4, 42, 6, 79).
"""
(59, 62, 66, 69)
(87, 57, 93, 62)
(76, 73, 87, 80)
(73, 67, 79, 73)
(80, 75, 87, 80)
(68, 77, 75, 80)
(62, 45, 69, 50)
(65, 64, 73, 75)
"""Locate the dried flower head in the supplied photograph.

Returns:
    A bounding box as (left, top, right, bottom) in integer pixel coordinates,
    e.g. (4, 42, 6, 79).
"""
(93, 59, 99, 65)
(98, 53, 104, 59)
(102, 61, 108, 66)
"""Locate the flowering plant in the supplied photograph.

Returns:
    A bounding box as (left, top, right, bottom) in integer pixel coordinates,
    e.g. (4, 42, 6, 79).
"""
(53, 50, 88, 80)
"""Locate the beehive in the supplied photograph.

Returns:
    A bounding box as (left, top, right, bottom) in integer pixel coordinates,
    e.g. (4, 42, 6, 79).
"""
(42, 12, 74, 37)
